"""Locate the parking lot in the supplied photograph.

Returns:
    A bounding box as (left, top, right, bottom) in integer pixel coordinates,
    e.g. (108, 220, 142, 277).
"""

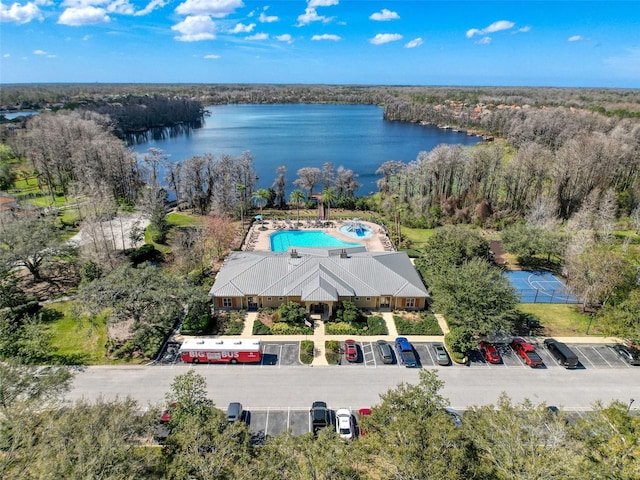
(339, 340, 637, 370)
(246, 407, 363, 443)
(158, 339, 637, 371)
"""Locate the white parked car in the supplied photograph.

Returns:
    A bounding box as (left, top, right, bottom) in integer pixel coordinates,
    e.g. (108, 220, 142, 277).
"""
(335, 408, 355, 440)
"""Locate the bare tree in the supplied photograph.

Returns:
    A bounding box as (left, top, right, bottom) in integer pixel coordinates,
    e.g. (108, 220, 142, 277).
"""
(293, 167, 321, 199)
(273, 166, 287, 209)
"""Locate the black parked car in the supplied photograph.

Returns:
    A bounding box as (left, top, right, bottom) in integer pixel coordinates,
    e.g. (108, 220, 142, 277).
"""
(613, 344, 640, 366)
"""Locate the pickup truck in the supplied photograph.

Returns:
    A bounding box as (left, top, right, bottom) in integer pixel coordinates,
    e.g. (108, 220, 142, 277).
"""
(395, 337, 418, 367)
(512, 337, 544, 367)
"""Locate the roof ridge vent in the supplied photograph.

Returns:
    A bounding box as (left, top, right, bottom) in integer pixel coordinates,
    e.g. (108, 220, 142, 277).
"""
(290, 249, 299, 258)
(340, 249, 348, 259)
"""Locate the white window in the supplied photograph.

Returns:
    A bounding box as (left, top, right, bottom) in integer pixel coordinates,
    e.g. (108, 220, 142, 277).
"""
(278, 297, 284, 301)
(354, 297, 360, 301)
(222, 298, 232, 308)
(406, 298, 415, 308)
(267, 297, 272, 301)
(366, 297, 371, 301)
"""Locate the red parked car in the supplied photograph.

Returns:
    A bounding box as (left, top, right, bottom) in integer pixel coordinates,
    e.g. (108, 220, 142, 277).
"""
(512, 337, 544, 367)
(344, 339, 358, 362)
(478, 341, 502, 364)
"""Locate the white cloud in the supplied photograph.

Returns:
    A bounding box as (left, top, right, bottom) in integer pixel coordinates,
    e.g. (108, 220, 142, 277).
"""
(135, 0, 168, 16)
(3, 53, 10, 57)
(369, 9, 399, 21)
(297, 7, 332, 26)
(82, 34, 91, 40)
(245, 32, 268, 40)
(568, 35, 587, 42)
(229, 22, 255, 33)
(172, 15, 216, 41)
(308, 0, 338, 7)
(47, 54, 56, 58)
(0, 2, 44, 24)
(107, 0, 134, 15)
(259, 11, 277, 23)
(275, 33, 293, 44)
(58, 6, 110, 26)
(175, 0, 243, 18)
(33, 49, 47, 54)
(404, 37, 422, 48)
(311, 33, 340, 41)
(204, 54, 220, 59)
(370, 33, 402, 45)
(466, 20, 514, 38)
(516, 26, 531, 33)
(475, 36, 491, 45)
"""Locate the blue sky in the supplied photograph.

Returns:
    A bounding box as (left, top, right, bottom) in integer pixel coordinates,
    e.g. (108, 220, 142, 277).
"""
(1, 0, 639, 87)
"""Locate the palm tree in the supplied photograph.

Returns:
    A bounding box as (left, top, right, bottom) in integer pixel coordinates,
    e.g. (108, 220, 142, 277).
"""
(289, 189, 306, 227)
(252, 188, 270, 228)
(321, 187, 337, 221)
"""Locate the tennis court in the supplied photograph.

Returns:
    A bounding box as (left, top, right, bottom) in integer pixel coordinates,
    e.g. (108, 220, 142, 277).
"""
(505, 270, 580, 304)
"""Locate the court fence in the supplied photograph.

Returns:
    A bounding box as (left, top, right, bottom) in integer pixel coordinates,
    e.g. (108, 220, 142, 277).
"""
(515, 288, 580, 304)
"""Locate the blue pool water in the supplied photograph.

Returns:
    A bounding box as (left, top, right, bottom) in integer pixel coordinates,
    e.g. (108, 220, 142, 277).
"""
(270, 231, 359, 252)
(339, 224, 373, 239)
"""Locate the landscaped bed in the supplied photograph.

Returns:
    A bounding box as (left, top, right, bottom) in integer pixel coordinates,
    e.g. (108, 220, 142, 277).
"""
(393, 311, 442, 335)
(252, 304, 314, 335)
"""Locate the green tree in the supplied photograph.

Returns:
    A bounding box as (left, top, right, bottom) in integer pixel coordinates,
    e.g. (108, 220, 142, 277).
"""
(358, 370, 471, 479)
(502, 223, 563, 266)
(20, 398, 160, 480)
(565, 242, 636, 310)
(0, 214, 70, 281)
(416, 225, 491, 280)
(428, 258, 518, 335)
(164, 370, 215, 428)
(599, 289, 640, 345)
(74, 265, 196, 359)
(463, 394, 581, 479)
(289, 189, 306, 226)
(571, 400, 640, 478)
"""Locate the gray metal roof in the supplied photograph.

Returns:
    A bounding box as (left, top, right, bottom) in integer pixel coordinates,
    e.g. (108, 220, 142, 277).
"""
(209, 248, 429, 300)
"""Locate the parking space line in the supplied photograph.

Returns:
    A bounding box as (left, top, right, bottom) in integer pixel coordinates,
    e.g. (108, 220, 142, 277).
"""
(605, 345, 632, 368)
(265, 407, 270, 436)
(425, 343, 437, 366)
(573, 346, 595, 368)
(591, 346, 613, 368)
(287, 407, 290, 430)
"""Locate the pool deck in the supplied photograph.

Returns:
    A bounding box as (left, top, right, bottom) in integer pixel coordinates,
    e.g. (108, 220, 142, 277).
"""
(243, 219, 394, 252)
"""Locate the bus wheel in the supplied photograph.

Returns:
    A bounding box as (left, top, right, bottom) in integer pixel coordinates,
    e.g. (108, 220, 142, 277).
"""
(230, 359, 237, 364)
(192, 358, 199, 364)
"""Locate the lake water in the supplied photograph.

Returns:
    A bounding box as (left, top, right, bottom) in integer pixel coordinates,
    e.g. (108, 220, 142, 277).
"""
(132, 104, 481, 195)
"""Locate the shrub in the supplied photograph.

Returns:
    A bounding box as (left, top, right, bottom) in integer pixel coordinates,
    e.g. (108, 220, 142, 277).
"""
(366, 315, 388, 335)
(224, 320, 244, 335)
(325, 340, 342, 364)
(125, 244, 162, 266)
(252, 319, 272, 335)
(394, 313, 442, 335)
(181, 300, 213, 335)
(276, 302, 308, 325)
(80, 260, 102, 283)
(300, 340, 314, 364)
(325, 321, 359, 335)
(335, 301, 362, 323)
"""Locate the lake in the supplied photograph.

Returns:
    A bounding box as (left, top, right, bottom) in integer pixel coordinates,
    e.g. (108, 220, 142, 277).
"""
(132, 104, 481, 195)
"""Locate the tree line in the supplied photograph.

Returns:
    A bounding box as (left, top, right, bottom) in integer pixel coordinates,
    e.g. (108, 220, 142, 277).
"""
(2, 365, 638, 480)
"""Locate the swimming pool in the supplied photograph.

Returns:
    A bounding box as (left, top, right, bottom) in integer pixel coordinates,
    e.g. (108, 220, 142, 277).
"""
(270, 231, 359, 252)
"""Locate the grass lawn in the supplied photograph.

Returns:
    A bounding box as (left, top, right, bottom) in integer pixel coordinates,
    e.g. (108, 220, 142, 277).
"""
(518, 303, 603, 337)
(44, 301, 112, 365)
(167, 212, 202, 227)
(402, 227, 434, 251)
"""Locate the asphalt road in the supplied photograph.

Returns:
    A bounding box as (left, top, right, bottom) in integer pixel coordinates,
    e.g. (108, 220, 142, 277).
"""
(67, 364, 640, 411)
